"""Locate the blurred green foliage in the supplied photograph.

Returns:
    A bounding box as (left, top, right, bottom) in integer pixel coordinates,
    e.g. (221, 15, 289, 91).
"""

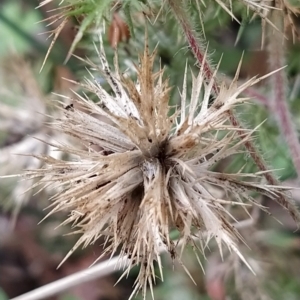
(0, 2, 42, 56)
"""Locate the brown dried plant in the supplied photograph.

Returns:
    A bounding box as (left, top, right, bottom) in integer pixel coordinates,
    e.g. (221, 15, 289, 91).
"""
(12, 36, 299, 299)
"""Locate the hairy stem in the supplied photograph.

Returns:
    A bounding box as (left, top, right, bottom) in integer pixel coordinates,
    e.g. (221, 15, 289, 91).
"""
(243, 87, 269, 108)
(167, 0, 219, 95)
(268, 8, 300, 177)
(168, 0, 300, 223)
(228, 111, 300, 223)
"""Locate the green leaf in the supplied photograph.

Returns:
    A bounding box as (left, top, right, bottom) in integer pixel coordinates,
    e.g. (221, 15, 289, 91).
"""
(123, 4, 135, 38)
(65, 0, 112, 62)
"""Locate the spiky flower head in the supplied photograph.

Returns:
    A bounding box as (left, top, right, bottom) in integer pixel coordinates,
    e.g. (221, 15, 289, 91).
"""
(23, 38, 299, 298)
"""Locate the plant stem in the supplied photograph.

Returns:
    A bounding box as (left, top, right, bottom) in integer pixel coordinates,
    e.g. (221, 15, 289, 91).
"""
(243, 87, 269, 108)
(11, 256, 129, 300)
(228, 111, 300, 222)
(167, 0, 219, 95)
(168, 0, 300, 223)
(268, 8, 300, 177)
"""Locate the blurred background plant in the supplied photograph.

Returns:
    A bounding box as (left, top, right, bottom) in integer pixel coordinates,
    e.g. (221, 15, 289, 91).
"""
(0, 0, 300, 300)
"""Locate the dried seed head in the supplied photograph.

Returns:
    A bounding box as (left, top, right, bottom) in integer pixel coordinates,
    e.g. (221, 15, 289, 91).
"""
(21, 39, 299, 299)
